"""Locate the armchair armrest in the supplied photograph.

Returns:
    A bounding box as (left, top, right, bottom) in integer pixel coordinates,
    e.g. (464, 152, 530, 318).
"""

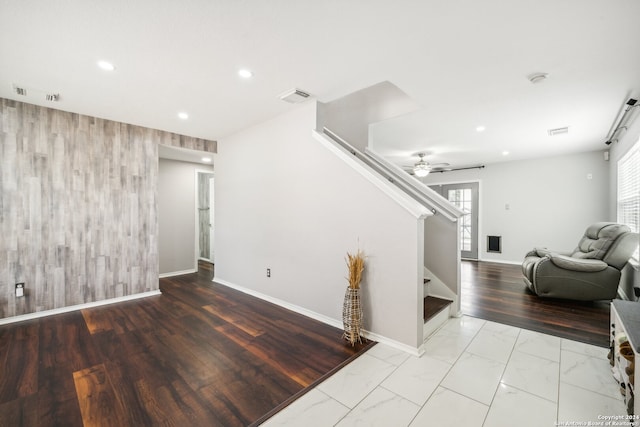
(526, 247, 572, 258)
(546, 253, 608, 272)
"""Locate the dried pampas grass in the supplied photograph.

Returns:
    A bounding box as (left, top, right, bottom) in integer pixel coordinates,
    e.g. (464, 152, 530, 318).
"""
(346, 249, 365, 289)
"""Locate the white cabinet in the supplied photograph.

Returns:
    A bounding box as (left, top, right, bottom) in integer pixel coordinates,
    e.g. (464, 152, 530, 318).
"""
(611, 300, 640, 425)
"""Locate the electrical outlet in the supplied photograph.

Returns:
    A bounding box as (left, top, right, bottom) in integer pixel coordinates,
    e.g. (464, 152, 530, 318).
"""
(15, 283, 24, 298)
(267, 268, 271, 278)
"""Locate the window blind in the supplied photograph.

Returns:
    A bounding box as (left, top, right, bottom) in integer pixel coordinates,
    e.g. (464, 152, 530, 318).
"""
(617, 138, 640, 260)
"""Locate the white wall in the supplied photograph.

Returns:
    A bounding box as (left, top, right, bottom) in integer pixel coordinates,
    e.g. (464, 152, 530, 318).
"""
(214, 102, 425, 350)
(424, 212, 459, 293)
(317, 81, 420, 152)
(423, 150, 610, 263)
(158, 159, 213, 275)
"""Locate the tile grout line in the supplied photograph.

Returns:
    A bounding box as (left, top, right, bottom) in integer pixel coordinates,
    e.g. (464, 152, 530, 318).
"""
(329, 352, 406, 426)
(480, 328, 521, 426)
(282, 317, 619, 427)
(401, 353, 460, 426)
(556, 345, 562, 423)
(414, 319, 500, 427)
(558, 344, 626, 401)
(343, 319, 486, 427)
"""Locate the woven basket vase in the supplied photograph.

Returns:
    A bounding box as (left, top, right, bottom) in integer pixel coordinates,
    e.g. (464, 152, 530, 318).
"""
(342, 287, 363, 346)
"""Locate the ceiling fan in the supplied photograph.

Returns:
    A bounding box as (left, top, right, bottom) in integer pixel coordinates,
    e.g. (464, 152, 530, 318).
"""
(403, 153, 451, 177)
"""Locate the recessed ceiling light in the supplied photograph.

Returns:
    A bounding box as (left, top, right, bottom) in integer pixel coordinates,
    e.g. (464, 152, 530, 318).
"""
(476, 126, 486, 132)
(238, 69, 254, 78)
(202, 157, 212, 163)
(178, 112, 189, 120)
(502, 151, 510, 156)
(97, 60, 115, 71)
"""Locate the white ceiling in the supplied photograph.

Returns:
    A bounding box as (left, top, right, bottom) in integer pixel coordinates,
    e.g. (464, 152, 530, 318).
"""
(1, 0, 639, 168)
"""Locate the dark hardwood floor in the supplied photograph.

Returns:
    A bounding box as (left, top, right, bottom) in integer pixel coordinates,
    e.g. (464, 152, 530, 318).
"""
(461, 260, 611, 347)
(0, 262, 372, 426)
(0, 259, 614, 426)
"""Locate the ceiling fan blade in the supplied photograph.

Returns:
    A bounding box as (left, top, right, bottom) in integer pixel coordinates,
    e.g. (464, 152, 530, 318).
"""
(431, 165, 485, 173)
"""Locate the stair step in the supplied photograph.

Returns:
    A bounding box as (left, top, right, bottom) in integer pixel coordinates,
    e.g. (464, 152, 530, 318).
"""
(423, 296, 452, 322)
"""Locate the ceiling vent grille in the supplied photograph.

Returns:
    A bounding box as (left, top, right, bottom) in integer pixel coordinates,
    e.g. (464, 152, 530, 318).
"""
(11, 84, 60, 102)
(13, 85, 27, 96)
(278, 88, 311, 104)
(548, 127, 569, 136)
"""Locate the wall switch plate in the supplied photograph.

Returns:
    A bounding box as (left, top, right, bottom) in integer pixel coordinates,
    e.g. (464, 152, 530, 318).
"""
(266, 268, 271, 278)
(15, 283, 24, 297)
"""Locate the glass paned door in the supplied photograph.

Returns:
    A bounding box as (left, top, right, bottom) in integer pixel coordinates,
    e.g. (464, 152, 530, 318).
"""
(430, 182, 479, 259)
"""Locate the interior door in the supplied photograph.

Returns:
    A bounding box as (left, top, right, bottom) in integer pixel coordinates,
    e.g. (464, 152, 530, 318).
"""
(429, 182, 479, 259)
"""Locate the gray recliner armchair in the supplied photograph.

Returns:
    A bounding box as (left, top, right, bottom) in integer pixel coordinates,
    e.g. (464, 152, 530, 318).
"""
(522, 222, 639, 301)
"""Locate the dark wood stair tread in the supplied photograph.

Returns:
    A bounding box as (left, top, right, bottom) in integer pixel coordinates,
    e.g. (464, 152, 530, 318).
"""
(424, 296, 452, 322)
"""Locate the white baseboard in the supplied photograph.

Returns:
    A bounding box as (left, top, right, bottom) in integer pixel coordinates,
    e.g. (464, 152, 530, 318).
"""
(214, 277, 424, 356)
(363, 330, 425, 357)
(159, 269, 197, 278)
(213, 277, 343, 329)
(0, 290, 162, 326)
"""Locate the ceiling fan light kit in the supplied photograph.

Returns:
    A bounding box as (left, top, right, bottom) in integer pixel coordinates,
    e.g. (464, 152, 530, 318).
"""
(402, 151, 483, 176)
(413, 165, 430, 177)
(412, 153, 430, 177)
(410, 152, 451, 177)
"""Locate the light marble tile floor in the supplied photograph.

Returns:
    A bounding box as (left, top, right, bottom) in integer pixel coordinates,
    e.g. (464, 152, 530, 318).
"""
(261, 316, 629, 427)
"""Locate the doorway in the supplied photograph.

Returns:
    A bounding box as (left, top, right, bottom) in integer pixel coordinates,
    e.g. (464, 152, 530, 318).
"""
(429, 182, 479, 259)
(208, 177, 214, 262)
(197, 172, 215, 263)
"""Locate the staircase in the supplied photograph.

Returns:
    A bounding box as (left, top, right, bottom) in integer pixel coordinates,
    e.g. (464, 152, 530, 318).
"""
(314, 126, 463, 349)
(423, 278, 453, 340)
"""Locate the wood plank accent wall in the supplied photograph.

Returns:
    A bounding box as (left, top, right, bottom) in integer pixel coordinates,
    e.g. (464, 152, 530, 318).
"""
(0, 98, 216, 319)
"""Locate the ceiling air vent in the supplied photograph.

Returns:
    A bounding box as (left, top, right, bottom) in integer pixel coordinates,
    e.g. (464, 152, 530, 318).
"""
(11, 84, 61, 102)
(278, 88, 311, 104)
(548, 127, 569, 136)
(13, 85, 27, 96)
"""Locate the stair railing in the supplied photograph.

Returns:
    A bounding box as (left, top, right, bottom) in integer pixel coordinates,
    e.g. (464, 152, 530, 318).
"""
(322, 127, 463, 222)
